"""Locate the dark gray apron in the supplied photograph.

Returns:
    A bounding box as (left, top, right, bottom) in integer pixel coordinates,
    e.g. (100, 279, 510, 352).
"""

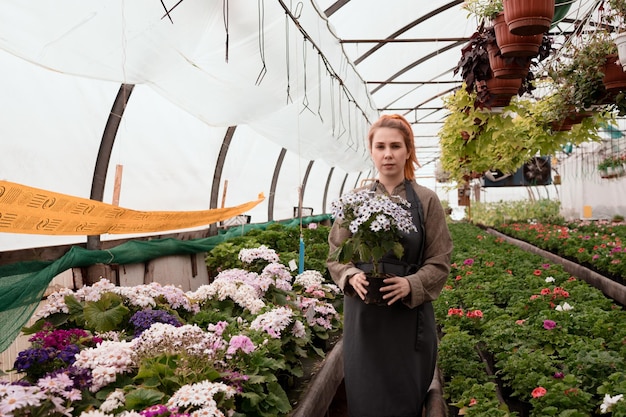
(343, 180, 437, 417)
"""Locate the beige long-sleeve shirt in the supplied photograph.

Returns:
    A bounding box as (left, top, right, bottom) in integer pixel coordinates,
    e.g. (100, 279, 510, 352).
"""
(327, 180, 453, 308)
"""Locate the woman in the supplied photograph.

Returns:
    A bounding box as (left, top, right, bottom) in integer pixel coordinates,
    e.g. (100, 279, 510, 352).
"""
(327, 114, 453, 417)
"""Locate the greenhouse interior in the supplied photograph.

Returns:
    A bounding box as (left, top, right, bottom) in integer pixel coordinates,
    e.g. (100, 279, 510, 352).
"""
(1, 0, 626, 416)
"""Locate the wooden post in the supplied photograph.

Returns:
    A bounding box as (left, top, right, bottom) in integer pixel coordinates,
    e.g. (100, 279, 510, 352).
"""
(112, 164, 123, 206)
(221, 180, 228, 208)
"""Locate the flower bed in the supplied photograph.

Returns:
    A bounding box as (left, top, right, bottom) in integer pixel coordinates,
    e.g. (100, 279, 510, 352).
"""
(434, 222, 626, 416)
(1, 244, 343, 417)
(494, 220, 626, 283)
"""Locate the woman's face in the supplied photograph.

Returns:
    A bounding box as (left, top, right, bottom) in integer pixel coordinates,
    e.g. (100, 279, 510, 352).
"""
(370, 127, 409, 181)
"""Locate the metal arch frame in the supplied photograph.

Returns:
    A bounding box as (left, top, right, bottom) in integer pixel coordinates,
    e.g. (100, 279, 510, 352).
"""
(369, 41, 466, 95)
(209, 125, 238, 235)
(350, 0, 464, 65)
(323, 167, 335, 214)
(322, 1, 465, 115)
(268, 148, 287, 222)
(87, 83, 135, 252)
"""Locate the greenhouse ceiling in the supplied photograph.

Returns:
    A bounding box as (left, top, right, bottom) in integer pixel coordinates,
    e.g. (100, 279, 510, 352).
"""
(0, 0, 607, 251)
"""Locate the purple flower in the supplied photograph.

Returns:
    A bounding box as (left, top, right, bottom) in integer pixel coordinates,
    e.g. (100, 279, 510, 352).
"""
(58, 344, 80, 364)
(554, 372, 564, 379)
(140, 404, 172, 417)
(543, 319, 557, 330)
(463, 258, 474, 266)
(130, 309, 182, 336)
(13, 346, 55, 372)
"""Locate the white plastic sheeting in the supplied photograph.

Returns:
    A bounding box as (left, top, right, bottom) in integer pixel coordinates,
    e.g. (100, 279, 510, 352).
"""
(560, 134, 626, 220)
(0, 1, 379, 251)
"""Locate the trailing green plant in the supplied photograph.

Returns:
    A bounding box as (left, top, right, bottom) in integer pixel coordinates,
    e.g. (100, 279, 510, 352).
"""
(545, 30, 626, 115)
(461, 0, 503, 22)
(439, 79, 611, 184)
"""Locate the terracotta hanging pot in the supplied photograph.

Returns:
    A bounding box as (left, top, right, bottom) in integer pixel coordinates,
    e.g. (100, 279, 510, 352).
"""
(550, 110, 593, 132)
(602, 54, 626, 93)
(503, 0, 555, 36)
(487, 42, 531, 79)
(478, 77, 522, 107)
(493, 13, 543, 58)
(485, 76, 522, 96)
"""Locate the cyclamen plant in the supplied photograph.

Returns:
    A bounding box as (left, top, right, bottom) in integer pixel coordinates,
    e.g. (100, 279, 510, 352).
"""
(330, 189, 417, 276)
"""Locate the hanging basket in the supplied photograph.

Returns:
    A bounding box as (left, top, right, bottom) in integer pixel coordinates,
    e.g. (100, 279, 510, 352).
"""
(493, 13, 543, 58)
(487, 42, 531, 79)
(485, 76, 522, 96)
(602, 54, 626, 93)
(550, 110, 593, 131)
(599, 165, 626, 179)
(476, 77, 522, 107)
(503, 0, 555, 36)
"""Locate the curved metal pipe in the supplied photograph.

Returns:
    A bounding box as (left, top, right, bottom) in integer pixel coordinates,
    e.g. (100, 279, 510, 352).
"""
(87, 83, 134, 251)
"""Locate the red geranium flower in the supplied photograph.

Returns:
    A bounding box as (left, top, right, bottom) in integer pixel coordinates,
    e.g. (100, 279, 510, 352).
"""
(532, 387, 547, 398)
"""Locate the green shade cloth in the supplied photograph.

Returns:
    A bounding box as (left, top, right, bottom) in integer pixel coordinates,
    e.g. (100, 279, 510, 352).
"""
(0, 214, 331, 353)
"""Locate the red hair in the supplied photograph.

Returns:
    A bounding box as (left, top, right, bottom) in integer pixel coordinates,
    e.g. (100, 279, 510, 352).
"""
(367, 114, 420, 180)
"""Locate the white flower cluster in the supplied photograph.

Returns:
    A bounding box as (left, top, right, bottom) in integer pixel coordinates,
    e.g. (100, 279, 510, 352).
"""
(113, 282, 196, 312)
(212, 268, 272, 296)
(238, 245, 280, 264)
(294, 270, 340, 295)
(131, 323, 225, 359)
(294, 270, 324, 287)
(73, 340, 135, 392)
(0, 380, 62, 417)
(100, 389, 125, 412)
(167, 380, 236, 417)
(75, 278, 118, 302)
(35, 278, 199, 320)
(190, 279, 265, 314)
(250, 306, 294, 339)
(260, 263, 293, 291)
(34, 286, 74, 320)
(331, 190, 416, 235)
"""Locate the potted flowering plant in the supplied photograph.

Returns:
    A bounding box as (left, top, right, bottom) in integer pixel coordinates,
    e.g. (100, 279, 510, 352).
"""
(329, 189, 417, 304)
(597, 152, 626, 178)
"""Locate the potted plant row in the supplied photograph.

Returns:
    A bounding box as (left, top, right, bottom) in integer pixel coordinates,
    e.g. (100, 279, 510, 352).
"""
(434, 222, 626, 416)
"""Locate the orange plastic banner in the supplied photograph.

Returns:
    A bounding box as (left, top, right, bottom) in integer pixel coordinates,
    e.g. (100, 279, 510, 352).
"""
(0, 180, 264, 235)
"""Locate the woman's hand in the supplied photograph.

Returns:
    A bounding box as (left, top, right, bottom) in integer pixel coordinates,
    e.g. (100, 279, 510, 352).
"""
(381, 277, 410, 305)
(348, 272, 368, 301)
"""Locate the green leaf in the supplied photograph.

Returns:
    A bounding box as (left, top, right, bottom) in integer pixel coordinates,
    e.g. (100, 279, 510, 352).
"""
(124, 388, 164, 410)
(240, 390, 263, 406)
(267, 381, 292, 413)
(83, 293, 130, 333)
